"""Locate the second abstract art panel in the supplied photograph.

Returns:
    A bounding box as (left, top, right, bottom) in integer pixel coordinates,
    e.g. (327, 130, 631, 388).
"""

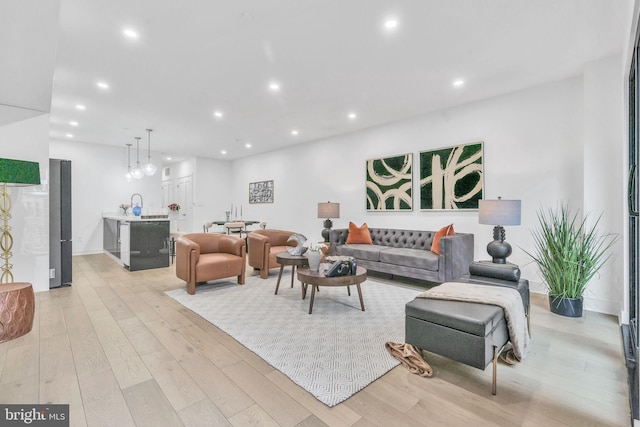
(419, 142, 483, 210)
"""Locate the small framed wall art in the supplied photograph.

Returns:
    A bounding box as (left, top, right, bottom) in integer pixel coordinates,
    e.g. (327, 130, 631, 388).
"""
(419, 142, 483, 210)
(249, 180, 274, 204)
(366, 153, 412, 211)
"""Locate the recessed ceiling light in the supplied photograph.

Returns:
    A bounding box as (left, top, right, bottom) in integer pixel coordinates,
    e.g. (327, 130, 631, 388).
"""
(269, 82, 280, 92)
(75, 104, 86, 110)
(165, 156, 172, 161)
(123, 28, 139, 39)
(221, 150, 227, 155)
(348, 112, 357, 120)
(384, 18, 399, 30)
(213, 111, 223, 118)
(97, 81, 109, 90)
(69, 121, 78, 126)
(453, 79, 465, 87)
(291, 130, 299, 136)
(66, 133, 74, 138)
(245, 143, 252, 148)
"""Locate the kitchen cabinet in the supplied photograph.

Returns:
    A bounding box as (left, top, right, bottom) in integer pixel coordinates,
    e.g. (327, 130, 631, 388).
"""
(103, 215, 170, 271)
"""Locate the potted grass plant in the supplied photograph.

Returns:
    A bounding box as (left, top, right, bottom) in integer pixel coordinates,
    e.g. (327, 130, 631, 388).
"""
(525, 204, 618, 317)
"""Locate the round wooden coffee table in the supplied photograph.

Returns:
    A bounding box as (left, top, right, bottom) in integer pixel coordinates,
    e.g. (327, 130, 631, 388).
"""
(275, 252, 309, 295)
(297, 266, 367, 314)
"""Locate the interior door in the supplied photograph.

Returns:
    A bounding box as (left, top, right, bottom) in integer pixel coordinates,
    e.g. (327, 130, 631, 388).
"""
(176, 175, 193, 232)
(162, 181, 173, 208)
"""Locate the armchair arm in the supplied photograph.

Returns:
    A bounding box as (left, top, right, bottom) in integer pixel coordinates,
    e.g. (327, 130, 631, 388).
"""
(439, 233, 474, 281)
(248, 232, 269, 269)
(268, 230, 295, 246)
(176, 237, 200, 294)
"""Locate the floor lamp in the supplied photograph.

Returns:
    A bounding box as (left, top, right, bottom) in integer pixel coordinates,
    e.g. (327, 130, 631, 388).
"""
(0, 158, 41, 283)
(0, 158, 39, 343)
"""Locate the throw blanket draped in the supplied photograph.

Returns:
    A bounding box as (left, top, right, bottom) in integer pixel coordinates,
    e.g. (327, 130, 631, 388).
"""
(417, 282, 531, 361)
(384, 342, 433, 377)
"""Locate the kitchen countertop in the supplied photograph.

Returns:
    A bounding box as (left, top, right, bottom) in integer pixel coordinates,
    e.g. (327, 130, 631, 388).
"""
(102, 213, 171, 222)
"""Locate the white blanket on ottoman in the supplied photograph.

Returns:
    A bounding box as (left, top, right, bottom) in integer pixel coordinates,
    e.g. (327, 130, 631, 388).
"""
(417, 282, 531, 361)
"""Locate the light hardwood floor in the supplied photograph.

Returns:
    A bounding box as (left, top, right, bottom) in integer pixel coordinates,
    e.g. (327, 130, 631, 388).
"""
(0, 254, 631, 426)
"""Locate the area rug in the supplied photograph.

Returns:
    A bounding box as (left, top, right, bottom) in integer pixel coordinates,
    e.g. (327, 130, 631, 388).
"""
(165, 272, 421, 406)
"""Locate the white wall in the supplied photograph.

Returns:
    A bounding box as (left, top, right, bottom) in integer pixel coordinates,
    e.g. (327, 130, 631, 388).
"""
(231, 73, 624, 316)
(583, 55, 625, 315)
(193, 157, 232, 232)
(161, 156, 232, 233)
(50, 139, 163, 254)
(0, 114, 50, 292)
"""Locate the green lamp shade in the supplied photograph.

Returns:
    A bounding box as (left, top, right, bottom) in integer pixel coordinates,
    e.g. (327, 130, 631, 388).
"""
(0, 158, 41, 186)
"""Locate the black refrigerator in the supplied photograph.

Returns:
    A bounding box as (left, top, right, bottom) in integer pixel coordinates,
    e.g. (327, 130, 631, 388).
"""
(49, 159, 72, 288)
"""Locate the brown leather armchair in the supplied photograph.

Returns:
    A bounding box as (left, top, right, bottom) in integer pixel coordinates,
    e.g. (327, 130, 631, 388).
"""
(248, 229, 296, 279)
(176, 233, 246, 295)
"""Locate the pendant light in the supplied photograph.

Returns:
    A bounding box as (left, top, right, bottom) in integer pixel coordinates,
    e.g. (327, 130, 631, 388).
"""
(125, 143, 133, 182)
(131, 137, 144, 180)
(142, 128, 157, 176)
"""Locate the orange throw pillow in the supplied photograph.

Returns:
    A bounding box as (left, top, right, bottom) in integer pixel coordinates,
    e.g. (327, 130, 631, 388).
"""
(346, 222, 373, 244)
(431, 224, 455, 255)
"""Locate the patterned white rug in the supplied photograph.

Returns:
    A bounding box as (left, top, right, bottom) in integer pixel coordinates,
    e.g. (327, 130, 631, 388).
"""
(165, 272, 421, 406)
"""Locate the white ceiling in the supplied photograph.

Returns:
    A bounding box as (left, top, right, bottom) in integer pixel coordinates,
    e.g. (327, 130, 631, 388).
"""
(1, 1, 632, 161)
(0, 0, 60, 126)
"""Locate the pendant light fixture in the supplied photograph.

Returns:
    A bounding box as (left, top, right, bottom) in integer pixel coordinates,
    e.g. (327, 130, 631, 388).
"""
(125, 143, 133, 182)
(131, 137, 144, 180)
(143, 128, 157, 176)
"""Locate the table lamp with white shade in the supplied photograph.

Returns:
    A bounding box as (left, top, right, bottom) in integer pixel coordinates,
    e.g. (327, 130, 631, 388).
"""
(318, 202, 340, 242)
(478, 197, 521, 264)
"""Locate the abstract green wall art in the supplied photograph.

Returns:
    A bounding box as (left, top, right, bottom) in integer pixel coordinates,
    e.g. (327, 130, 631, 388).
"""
(366, 153, 412, 211)
(419, 142, 483, 210)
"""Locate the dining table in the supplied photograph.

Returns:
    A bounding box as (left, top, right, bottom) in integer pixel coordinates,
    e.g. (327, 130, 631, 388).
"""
(211, 220, 261, 236)
(211, 220, 260, 226)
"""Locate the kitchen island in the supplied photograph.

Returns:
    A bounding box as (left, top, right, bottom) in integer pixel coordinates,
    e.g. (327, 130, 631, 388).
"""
(103, 214, 170, 271)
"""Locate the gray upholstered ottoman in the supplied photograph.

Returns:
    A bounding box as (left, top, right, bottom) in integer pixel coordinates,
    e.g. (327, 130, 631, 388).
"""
(404, 262, 529, 394)
(405, 298, 508, 394)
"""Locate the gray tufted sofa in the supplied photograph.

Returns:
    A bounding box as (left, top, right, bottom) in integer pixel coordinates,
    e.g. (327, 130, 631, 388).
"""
(328, 227, 474, 283)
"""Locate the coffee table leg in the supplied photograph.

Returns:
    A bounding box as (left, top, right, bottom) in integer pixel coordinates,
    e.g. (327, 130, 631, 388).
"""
(275, 265, 285, 295)
(309, 285, 317, 314)
(290, 265, 295, 288)
(356, 283, 365, 311)
(301, 283, 307, 299)
(347, 285, 351, 296)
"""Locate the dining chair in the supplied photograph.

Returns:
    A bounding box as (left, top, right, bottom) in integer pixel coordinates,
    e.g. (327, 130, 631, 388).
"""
(224, 221, 247, 239)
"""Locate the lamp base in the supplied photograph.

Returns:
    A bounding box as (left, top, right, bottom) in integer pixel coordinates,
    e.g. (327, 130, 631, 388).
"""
(486, 240, 512, 264)
(321, 219, 333, 242)
(487, 226, 512, 264)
